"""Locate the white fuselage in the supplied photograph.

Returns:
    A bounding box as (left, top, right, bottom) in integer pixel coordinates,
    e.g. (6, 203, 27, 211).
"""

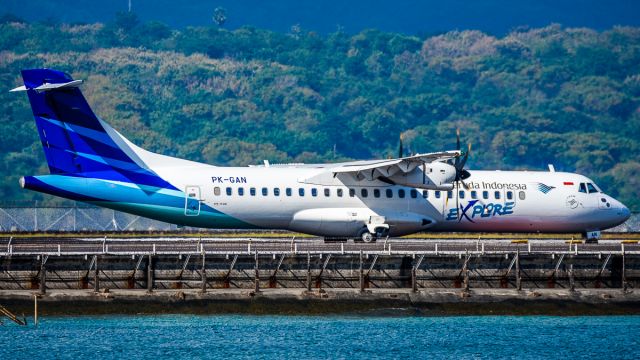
(149, 159, 630, 237)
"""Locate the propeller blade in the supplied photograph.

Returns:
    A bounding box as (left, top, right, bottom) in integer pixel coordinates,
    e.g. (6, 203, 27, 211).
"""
(454, 129, 461, 168)
(399, 133, 405, 158)
(458, 151, 469, 171)
(453, 132, 472, 182)
(460, 178, 470, 190)
(457, 143, 471, 178)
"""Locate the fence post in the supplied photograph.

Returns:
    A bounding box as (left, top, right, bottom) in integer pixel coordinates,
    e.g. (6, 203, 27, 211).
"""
(254, 251, 260, 293)
(147, 254, 154, 292)
(359, 250, 364, 292)
(94, 256, 99, 292)
(201, 253, 206, 293)
(39, 256, 46, 295)
(306, 252, 312, 291)
(516, 249, 521, 291)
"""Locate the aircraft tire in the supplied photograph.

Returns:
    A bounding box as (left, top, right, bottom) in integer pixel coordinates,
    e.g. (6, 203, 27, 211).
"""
(361, 231, 375, 243)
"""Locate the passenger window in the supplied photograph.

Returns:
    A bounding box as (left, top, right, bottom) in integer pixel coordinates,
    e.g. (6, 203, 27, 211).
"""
(250, 187, 256, 196)
(274, 188, 280, 196)
(262, 187, 268, 196)
(587, 183, 598, 193)
(214, 187, 221, 196)
(238, 187, 244, 196)
(422, 190, 428, 198)
(311, 188, 318, 197)
(324, 188, 330, 197)
(459, 191, 465, 199)
(519, 191, 525, 200)
(386, 189, 393, 198)
(579, 183, 587, 193)
(410, 189, 417, 198)
(447, 190, 453, 199)
(286, 188, 292, 196)
(398, 189, 405, 198)
(435, 191, 441, 199)
(337, 189, 343, 197)
(471, 191, 477, 199)
(373, 189, 380, 198)
(495, 191, 501, 200)
(349, 189, 355, 197)
(361, 189, 368, 198)
(506, 191, 513, 200)
(298, 188, 305, 196)
(226, 187, 232, 196)
(482, 191, 488, 200)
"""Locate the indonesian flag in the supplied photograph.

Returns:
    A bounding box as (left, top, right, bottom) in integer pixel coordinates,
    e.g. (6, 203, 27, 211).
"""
(563, 181, 574, 186)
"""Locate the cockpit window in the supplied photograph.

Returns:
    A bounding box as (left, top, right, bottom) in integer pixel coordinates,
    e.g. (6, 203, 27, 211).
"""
(579, 183, 587, 193)
(587, 183, 598, 194)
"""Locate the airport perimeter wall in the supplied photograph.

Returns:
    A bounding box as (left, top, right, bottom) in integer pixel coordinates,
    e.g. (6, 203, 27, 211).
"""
(0, 203, 638, 232)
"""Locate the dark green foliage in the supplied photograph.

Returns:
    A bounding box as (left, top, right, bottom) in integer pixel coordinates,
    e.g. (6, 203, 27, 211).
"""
(0, 19, 638, 209)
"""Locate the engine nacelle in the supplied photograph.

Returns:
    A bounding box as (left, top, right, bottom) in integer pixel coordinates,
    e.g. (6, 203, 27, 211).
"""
(388, 161, 457, 190)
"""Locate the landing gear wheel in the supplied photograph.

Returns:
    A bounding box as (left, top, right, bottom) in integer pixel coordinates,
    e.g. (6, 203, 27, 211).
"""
(361, 231, 375, 243)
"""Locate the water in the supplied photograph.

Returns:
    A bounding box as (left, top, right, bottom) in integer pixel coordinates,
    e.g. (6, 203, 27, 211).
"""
(3, 315, 640, 359)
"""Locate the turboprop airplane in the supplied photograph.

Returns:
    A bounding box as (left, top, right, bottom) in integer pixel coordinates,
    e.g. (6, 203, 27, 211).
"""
(11, 69, 631, 241)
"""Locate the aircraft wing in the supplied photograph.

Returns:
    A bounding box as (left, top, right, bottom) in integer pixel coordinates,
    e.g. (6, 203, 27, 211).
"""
(330, 150, 461, 180)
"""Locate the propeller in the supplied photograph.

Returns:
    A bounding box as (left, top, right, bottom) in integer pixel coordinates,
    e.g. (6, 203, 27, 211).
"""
(398, 133, 404, 158)
(452, 129, 472, 220)
(453, 129, 471, 183)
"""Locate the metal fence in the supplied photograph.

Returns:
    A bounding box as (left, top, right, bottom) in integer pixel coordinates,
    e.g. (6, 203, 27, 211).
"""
(0, 204, 180, 232)
(0, 204, 638, 232)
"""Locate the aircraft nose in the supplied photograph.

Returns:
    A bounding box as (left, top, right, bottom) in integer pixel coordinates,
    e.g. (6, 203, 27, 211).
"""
(613, 197, 631, 223)
(620, 205, 631, 222)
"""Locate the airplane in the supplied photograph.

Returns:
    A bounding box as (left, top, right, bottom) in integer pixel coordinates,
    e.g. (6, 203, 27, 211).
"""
(11, 69, 631, 241)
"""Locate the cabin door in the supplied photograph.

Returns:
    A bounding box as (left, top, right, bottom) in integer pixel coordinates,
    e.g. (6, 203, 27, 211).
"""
(184, 186, 201, 216)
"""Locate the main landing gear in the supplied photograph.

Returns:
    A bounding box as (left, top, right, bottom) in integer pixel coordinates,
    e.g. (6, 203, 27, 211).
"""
(361, 231, 375, 243)
(356, 226, 389, 243)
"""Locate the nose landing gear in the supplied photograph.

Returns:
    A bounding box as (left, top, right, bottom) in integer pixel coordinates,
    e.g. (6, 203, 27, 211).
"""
(583, 230, 601, 244)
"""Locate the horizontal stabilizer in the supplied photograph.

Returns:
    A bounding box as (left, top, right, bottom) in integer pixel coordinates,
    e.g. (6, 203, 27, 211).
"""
(10, 79, 83, 92)
(9, 85, 27, 92)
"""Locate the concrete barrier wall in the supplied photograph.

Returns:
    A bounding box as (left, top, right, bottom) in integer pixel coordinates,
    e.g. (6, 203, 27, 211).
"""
(1, 254, 637, 290)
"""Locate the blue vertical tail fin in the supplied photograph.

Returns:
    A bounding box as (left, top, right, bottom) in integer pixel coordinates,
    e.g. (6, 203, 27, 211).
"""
(16, 68, 175, 190)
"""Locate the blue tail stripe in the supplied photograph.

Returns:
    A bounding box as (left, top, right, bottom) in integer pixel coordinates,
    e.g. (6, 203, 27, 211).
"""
(41, 117, 124, 152)
(22, 175, 256, 229)
(41, 89, 104, 131)
(38, 123, 136, 166)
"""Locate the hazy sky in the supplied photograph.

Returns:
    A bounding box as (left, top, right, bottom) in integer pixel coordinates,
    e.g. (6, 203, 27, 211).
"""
(4, 0, 640, 34)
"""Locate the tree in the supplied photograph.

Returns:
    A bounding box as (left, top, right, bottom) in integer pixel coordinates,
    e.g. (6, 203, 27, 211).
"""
(213, 7, 227, 28)
(114, 11, 139, 31)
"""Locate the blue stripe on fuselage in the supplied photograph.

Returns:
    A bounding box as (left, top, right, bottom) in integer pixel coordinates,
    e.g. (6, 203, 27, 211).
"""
(22, 175, 254, 228)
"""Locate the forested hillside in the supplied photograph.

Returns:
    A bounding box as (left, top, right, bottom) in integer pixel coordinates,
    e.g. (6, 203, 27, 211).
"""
(1, 15, 639, 208)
